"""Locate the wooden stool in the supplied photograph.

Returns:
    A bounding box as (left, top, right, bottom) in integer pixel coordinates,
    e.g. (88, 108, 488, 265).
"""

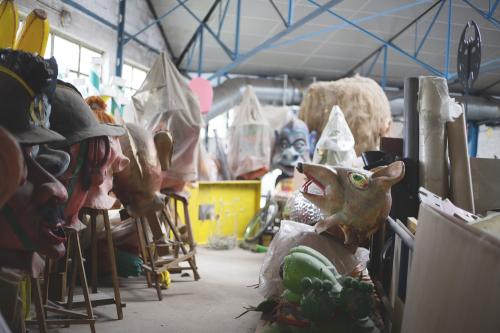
(80, 208, 124, 319)
(132, 192, 200, 301)
(26, 231, 96, 332)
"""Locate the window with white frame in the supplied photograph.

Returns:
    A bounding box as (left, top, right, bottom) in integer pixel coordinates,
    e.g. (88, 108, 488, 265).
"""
(122, 63, 148, 98)
(44, 33, 103, 80)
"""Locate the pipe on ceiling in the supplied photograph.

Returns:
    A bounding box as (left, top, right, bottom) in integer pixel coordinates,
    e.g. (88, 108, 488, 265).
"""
(390, 96, 500, 121)
(207, 77, 500, 123)
(205, 77, 312, 121)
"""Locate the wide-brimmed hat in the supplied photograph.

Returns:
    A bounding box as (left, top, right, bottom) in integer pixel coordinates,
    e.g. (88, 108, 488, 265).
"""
(49, 81, 125, 147)
(0, 49, 65, 144)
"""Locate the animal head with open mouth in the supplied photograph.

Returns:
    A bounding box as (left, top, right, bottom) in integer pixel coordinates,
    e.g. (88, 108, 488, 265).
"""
(296, 161, 405, 250)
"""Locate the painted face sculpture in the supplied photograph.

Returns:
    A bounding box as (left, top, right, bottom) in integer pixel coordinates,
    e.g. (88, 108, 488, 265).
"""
(0, 127, 25, 207)
(272, 118, 310, 177)
(297, 161, 405, 250)
(83, 137, 129, 210)
(113, 123, 165, 217)
(0, 147, 69, 258)
(58, 137, 111, 227)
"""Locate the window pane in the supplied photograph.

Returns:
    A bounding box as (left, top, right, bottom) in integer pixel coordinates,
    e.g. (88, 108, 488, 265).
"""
(79, 47, 102, 77)
(53, 36, 79, 72)
(122, 64, 133, 88)
(131, 68, 147, 89)
(44, 34, 53, 59)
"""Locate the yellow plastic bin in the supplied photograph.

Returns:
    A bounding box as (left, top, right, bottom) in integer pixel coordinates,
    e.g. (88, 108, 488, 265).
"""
(178, 181, 261, 245)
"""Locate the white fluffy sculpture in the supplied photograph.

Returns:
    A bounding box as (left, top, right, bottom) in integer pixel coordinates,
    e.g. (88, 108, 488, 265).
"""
(299, 75, 392, 156)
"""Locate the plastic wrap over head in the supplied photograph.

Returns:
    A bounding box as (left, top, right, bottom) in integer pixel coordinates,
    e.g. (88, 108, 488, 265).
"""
(296, 161, 405, 250)
(132, 53, 202, 185)
(271, 117, 310, 177)
(113, 123, 165, 217)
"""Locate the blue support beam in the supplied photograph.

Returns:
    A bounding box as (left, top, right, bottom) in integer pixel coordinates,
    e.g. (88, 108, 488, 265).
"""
(217, 0, 231, 37)
(235, 0, 242, 57)
(270, 0, 431, 50)
(177, 0, 234, 60)
(124, 0, 187, 44)
(463, 0, 500, 29)
(307, 0, 445, 77)
(116, 0, 126, 76)
(414, 21, 418, 54)
(444, 0, 452, 78)
(208, 0, 343, 80)
(288, 0, 294, 26)
(366, 49, 382, 77)
(62, 0, 160, 54)
(448, 56, 500, 80)
(382, 45, 388, 88)
(490, 0, 500, 17)
(198, 27, 204, 76)
(415, 0, 445, 57)
(468, 122, 479, 157)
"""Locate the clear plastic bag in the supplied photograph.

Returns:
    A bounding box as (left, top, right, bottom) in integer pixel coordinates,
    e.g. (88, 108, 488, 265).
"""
(258, 220, 363, 299)
(313, 105, 357, 166)
(132, 53, 202, 183)
(227, 86, 273, 178)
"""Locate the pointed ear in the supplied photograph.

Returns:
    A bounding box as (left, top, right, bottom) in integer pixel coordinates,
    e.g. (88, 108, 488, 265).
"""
(0, 127, 24, 207)
(371, 161, 405, 188)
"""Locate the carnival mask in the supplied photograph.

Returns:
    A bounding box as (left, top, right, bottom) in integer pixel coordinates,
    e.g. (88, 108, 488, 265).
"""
(0, 147, 69, 258)
(114, 123, 165, 217)
(272, 118, 310, 177)
(58, 136, 110, 227)
(83, 137, 129, 210)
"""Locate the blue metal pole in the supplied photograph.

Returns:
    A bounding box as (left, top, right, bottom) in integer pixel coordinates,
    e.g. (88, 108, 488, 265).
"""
(271, 0, 431, 50)
(448, 56, 500, 80)
(414, 21, 418, 55)
(489, 0, 500, 17)
(124, 0, 187, 44)
(382, 45, 388, 88)
(186, 33, 198, 69)
(116, 0, 126, 76)
(217, 0, 231, 37)
(462, 0, 500, 29)
(467, 122, 479, 157)
(306, 0, 445, 77)
(198, 27, 204, 76)
(415, 0, 446, 57)
(366, 49, 382, 76)
(177, 0, 234, 59)
(445, 0, 452, 78)
(234, 0, 242, 58)
(208, 0, 343, 80)
(287, 0, 294, 26)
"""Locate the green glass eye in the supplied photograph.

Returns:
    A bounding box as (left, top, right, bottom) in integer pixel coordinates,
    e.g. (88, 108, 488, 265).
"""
(348, 172, 368, 189)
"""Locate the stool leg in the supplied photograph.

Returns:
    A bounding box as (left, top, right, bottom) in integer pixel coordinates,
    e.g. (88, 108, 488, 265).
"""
(74, 232, 96, 333)
(141, 217, 162, 301)
(102, 210, 123, 319)
(90, 213, 98, 294)
(135, 218, 152, 288)
(67, 233, 78, 311)
(32, 277, 48, 333)
(43, 257, 50, 316)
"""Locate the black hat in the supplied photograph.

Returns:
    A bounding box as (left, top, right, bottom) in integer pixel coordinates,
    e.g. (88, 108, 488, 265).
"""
(0, 49, 65, 145)
(49, 81, 125, 147)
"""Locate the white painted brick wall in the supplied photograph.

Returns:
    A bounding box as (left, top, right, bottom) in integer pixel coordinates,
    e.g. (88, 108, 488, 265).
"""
(14, 0, 165, 81)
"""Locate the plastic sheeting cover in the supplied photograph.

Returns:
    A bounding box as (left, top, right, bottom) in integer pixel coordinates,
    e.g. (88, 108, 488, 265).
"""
(132, 53, 202, 183)
(227, 86, 273, 178)
(313, 105, 357, 166)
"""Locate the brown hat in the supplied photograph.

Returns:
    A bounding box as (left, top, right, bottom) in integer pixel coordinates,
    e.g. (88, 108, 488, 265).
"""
(49, 81, 125, 147)
(0, 49, 65, 145)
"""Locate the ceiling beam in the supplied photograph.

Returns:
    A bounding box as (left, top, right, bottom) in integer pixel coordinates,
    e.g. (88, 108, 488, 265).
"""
(144, 0, 176, 60)
(176, 0, 222, 67)
(342, 0, 443, 78)
(208, 0, 343, 80)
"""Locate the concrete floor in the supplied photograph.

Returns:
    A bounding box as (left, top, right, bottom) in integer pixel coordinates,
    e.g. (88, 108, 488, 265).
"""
(49, 247, 265, 333)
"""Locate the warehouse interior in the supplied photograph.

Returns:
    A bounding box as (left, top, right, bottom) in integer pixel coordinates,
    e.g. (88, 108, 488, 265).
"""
(0, 0, 499, 332)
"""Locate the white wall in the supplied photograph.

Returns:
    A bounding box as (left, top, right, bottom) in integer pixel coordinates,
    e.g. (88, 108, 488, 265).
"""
(15, 0, 165, 80)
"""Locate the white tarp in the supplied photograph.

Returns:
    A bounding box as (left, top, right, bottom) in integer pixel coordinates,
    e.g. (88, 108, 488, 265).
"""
(132, 53, 202, 182)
